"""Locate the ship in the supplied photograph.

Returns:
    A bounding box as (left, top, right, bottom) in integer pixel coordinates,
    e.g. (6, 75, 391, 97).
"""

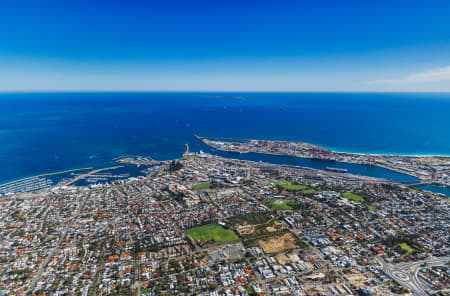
(326, 167, 348, 173)
(228, 149, 249, 154)
(228, 150, 242, 155)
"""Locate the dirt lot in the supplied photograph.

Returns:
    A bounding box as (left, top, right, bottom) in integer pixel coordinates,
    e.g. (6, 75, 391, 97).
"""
(258, 233, 298, 254)
(236, 224, 255, 236)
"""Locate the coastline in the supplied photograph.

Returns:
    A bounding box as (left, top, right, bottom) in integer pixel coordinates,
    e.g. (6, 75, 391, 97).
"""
(197, 135, 450, 158)
(2, 145, 449, 197)
(1, 143, 433, 187)
(194, 134, 450, 161)
(323, 145, 450, 158)
(2, 92, 450, 189)
(1, 135, 449, 193)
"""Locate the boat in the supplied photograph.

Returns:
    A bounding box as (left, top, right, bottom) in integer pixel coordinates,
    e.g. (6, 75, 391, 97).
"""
(310, 157, 325, 161)
(326, 167, 348, 173)
(228, 150, 242, 155)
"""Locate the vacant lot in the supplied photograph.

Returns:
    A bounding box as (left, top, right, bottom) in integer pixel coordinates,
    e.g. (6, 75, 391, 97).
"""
(186, 224, 238, 244)
(258, 233, 298, 254)
(342, 192, 365, 202)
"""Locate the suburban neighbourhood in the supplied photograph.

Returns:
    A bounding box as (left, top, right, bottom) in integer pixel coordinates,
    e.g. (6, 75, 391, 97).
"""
(0, 150, 449, 296)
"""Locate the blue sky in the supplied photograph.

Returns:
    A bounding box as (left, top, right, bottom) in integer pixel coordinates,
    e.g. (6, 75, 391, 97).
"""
(0, 0, 449, 91)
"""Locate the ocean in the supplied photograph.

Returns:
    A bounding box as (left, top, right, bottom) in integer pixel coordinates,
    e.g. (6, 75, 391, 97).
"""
(1, 92, 450, 185)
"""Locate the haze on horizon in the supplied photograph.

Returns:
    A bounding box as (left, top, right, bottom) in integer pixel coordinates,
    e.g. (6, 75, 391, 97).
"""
(1, 0, 450, 92)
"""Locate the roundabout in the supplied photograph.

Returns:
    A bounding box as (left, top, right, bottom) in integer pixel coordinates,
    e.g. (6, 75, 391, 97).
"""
(392, 270, 410, 281)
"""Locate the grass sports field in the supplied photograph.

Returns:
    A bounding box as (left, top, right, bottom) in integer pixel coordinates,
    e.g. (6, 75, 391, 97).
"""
(263, 199, 293, 210)
(267, 179, 307, 191)
(192, 183, 212, 190)
(342, 192, 365, 202)
(186, 224, 238, 243)
(281, 183, 308, 190)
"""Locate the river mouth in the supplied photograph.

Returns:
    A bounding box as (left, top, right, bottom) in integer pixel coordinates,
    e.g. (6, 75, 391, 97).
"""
(199, 144, 420, 184)
(207, 147, 450, 197)
(414, 185, 450, 197)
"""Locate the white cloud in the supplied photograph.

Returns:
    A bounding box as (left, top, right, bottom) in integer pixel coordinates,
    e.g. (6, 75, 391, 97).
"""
(368, 66, 450, 84)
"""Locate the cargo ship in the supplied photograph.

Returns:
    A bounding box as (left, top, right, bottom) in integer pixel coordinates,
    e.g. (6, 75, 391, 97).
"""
(326, 167, 348, 173)
(228, 150, 242, 155)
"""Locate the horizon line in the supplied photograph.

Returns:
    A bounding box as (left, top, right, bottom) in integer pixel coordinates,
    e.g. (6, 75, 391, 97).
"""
(1, 90, 450, 94)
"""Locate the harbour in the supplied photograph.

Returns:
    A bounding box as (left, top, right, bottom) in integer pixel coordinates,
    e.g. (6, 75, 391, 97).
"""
(197, 137, 422, 184)
(196, 136, 450, 196)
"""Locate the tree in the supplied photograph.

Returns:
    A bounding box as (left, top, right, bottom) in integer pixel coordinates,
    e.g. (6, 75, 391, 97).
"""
(168, 160, 183, 172)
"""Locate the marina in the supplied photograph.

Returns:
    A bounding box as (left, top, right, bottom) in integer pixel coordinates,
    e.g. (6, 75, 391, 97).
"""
(0, 176, 53, 194)
(71, 164, 158, 187)
(0, 167, 93, 194)
(0, 163, 160, 194)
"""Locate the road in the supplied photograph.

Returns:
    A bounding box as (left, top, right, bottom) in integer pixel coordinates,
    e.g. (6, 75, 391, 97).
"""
(25, 193, 87, 294)
(378, 256, 450, 295)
